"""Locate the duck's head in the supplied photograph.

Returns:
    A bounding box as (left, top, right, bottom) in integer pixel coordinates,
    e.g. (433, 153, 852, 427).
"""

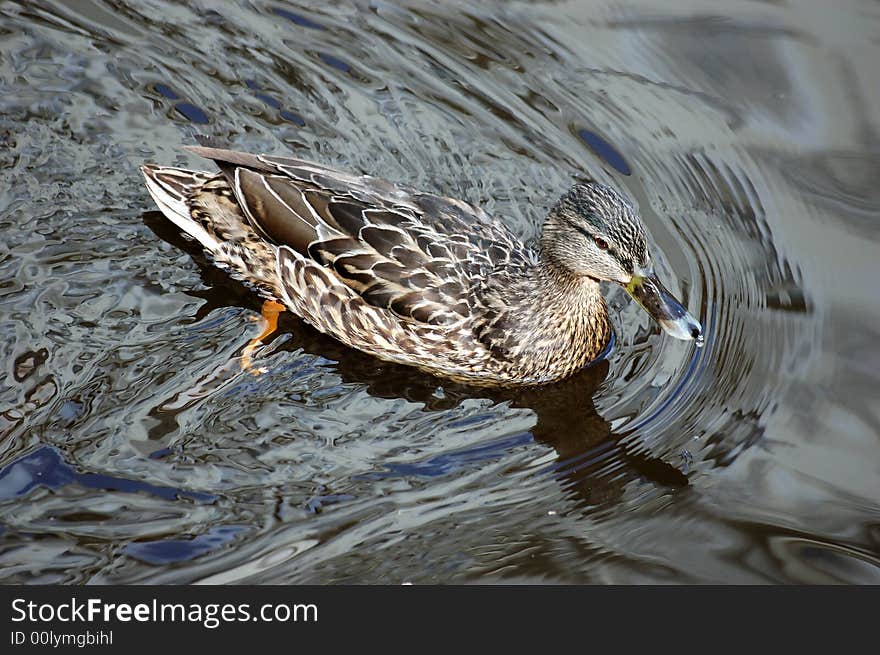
(542, 182, 703, 344)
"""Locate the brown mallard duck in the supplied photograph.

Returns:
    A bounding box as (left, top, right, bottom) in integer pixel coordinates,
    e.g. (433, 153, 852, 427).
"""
(142, 146, 702, 386)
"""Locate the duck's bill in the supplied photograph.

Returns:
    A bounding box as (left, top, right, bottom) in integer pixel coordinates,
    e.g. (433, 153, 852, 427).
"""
(625, 273, 703, 344)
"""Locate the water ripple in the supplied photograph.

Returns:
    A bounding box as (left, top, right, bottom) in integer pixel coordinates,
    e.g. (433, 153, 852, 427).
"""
(0, 0, 876, 584)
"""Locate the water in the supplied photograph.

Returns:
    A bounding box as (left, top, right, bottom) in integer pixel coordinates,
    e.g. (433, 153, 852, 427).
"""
(1, 0, 878, 584)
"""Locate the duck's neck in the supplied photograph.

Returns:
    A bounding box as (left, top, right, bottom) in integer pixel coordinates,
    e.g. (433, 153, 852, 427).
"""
(479, 256, 611, 382)
(531, 256, 612, 363)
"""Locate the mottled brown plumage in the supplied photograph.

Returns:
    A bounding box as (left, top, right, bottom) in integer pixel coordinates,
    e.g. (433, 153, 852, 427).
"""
(141, 146, 701, 386)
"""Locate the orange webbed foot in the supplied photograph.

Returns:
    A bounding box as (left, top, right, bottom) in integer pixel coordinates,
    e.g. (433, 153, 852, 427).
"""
(241, 299, 286, 375)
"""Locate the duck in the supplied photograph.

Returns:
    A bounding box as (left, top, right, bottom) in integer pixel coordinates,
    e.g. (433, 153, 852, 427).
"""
(141, 146, 702, 386)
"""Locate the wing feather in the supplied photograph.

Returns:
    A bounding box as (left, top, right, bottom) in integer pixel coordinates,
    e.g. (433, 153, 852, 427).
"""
(188, 147, 533, 327)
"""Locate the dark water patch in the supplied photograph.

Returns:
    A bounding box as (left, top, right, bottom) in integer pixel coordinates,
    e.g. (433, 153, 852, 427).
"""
(272, 7, 326, 31)
(125, 525, 245, 565)
(577, 128, 632, 176)
(255, 92, 282, 109)
(173, 102, 210, 124)
(148, 447, 174, 460)
(280, 110, 306, 126)
(363, 432, 535, 480)
(0, 446, 216, 504)
(318, 52, 352, 73)
(246, 83, 306, 125)
(154, 83, 180, 100)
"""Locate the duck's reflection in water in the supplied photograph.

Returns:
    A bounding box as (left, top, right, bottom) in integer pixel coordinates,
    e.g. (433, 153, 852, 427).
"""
(145, 212, 688, 510)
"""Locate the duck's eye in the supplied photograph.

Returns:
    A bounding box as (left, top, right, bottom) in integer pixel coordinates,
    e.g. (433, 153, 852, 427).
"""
(594, 237, 609, 251)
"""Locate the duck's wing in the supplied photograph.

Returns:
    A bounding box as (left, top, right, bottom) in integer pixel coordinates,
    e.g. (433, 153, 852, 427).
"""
(186, 146, 532, 327)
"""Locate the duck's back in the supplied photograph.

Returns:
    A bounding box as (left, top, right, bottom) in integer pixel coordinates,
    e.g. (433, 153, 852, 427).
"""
(142, 147, 550, 384)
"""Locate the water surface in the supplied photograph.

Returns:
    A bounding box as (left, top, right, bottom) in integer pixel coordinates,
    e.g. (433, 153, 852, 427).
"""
(1, 0, 879, 583)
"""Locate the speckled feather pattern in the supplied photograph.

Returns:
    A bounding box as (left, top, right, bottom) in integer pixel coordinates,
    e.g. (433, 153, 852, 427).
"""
(141, 148, 614, 386)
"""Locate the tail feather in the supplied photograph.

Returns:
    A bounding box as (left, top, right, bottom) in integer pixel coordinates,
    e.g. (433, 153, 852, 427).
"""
(141, 164, 220, 251)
